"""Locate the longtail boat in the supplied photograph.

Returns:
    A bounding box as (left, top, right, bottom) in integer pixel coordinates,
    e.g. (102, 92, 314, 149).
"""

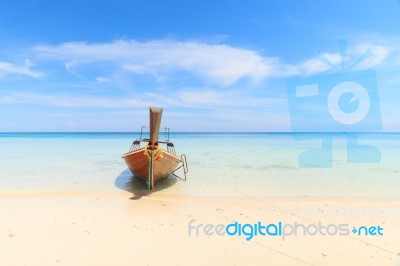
(121, 107, 188, 191)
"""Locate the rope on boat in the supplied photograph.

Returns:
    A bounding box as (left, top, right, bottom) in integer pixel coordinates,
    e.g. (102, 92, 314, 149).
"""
(147, 149, 154, 191)
(143, 144, 163, 161)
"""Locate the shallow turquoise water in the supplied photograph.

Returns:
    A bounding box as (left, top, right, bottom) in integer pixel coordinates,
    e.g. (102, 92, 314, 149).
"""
(0, 132, 399, 198)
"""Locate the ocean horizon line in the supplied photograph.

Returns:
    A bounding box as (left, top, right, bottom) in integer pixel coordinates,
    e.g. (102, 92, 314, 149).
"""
(0, 131, 399, 134)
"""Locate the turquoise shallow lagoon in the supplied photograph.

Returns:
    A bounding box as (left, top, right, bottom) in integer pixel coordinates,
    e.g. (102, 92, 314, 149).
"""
(0, 132, 399, 198)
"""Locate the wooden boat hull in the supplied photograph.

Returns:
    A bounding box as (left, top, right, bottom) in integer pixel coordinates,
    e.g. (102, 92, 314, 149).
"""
(122, 148, 181, 181)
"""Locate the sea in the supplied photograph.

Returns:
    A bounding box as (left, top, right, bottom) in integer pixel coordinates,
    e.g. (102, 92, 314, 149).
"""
(0, 132, 399, 199)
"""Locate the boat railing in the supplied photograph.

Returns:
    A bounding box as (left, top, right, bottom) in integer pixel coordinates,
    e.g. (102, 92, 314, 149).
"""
(129, 125, 174, 152)
(139, 125, 170, 142)
(130, 139, 141, 151)
(166, 142, 176, 154)
(172, 154, 188, 181)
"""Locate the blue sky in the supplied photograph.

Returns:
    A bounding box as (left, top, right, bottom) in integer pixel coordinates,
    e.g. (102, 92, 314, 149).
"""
(1, 0, 400, 132)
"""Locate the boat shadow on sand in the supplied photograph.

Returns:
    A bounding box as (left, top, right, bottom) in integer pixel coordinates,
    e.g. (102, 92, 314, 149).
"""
(114, 169, 177, 200)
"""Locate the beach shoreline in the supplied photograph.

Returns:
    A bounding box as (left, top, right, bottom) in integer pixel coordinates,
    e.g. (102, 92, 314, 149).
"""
(1, 132, 400, 265)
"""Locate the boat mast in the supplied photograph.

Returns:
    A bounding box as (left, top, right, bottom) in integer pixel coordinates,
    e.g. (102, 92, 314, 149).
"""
(149, 107, 163, 149)
(147, 107, 163, 190)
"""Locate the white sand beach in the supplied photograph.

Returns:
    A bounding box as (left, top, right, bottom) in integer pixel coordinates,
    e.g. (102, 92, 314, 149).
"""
(1, 190, 399, 266)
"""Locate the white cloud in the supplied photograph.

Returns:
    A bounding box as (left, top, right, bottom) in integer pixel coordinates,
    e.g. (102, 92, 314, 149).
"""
(296, 42, 394, 75)
(177, 90, 229, 106)
(0, 59, 43, 79)
(95, 77, 111, 82)
(34, 39, 297, 86)
(0, 88, 287, 111)
(176, 89, 286, 108)
(33, 39, 397, 86)
(297, 57, 333, 76)
(2, 37, 398, 85)
(2, 92, 155, 108)
(350, 44, 392, 69)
